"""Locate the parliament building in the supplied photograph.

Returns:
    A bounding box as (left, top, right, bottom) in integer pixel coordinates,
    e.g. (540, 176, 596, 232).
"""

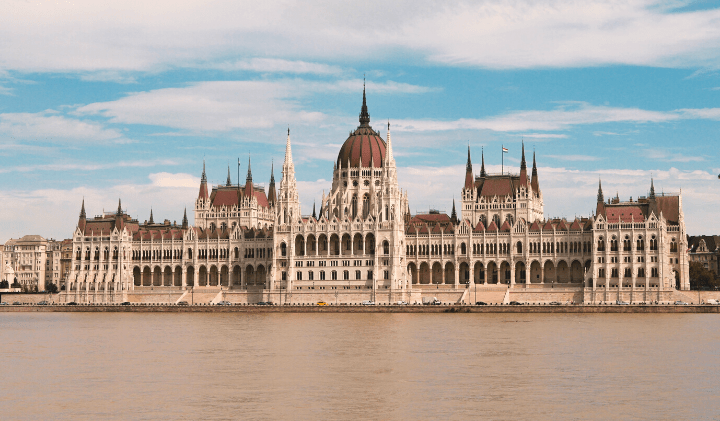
(60, 88, 691, 305)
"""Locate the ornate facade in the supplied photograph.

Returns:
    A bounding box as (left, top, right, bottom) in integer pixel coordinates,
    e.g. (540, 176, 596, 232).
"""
(60, 88, 690, 304)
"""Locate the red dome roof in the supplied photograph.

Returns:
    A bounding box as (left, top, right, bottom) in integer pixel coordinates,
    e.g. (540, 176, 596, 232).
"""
(336, 85, 386, 169)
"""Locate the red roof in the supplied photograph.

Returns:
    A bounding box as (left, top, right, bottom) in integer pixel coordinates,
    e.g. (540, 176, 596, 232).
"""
(605, 206, 644, 223)
(480, 178, 513, 197)
(500, 220, 511, 231)
(473, 221, 485, 232)
(557, 220, 568, 231)
(411, 213, 451, 224)
(543, 221, 554, 231)
(657, 196, 680, 224)
(486, 221, 498, 231)
(337, 127, 387, 169)
(529, 221, 541, 231)
(569, 219, 582, 231)
(212, 190, 238, 208)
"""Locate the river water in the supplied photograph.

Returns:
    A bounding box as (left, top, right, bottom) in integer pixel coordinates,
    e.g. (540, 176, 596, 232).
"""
(0, 313, 718, 420)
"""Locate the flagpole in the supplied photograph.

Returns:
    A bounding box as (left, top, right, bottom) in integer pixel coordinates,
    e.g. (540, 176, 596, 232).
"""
(237, 158, 240, 188)
(501, 144, 504, 175)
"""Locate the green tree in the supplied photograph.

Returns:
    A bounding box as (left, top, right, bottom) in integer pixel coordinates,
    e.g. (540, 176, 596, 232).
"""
(689, 261, 719, 290)
(45, 283, 58, 293)
(0, 280, 8, 288)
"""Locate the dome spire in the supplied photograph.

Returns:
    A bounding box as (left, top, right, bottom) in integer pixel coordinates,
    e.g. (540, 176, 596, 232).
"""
(359, 77, 370, 127)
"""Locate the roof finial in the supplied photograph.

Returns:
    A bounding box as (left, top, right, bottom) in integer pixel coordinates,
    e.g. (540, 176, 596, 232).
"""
(246, 155, 253, 183)
(359, 77, 370, 126)
(480, 147, 487, 177)
(149, 208, 154, 224)
(80, 197, 86, 219)
(226, 164, 232, 186)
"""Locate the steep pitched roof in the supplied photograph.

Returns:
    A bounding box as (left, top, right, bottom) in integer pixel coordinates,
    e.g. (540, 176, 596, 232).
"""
(656, 196, 680, 224)
(605, 206, 644, 223)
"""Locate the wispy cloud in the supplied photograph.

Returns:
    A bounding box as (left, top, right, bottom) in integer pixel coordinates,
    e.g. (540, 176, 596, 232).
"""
(546, 154, 601, 162)
(2, 0, 720, 72)
(212, 58, 344, 75)
(79, 71, 138, 84)
(75, 78, 434, 133)
(0, 159, 180, 174)
(517, 133, 568, 139)
(644, 148, 706, 163)
(0, 111, 127, 143)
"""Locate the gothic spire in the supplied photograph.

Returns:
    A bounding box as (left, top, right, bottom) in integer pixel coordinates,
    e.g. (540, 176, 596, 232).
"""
(359, 78, 370, 127)
(246, 156, 253, 183)
(270, 160, 275, 184)
(116, 199, 122, 216)
(198, 160, 208, 199)
(480, 147, 487, 177)
(149, 208, 154, 224)
(201, 159, 207, 183)
(649, 177, 656, 199)
(451, 198, 457, 222)
(80, 198, 86, 219)
(532, 150, 538, 176)
(466, 144, 472, 172)
(226, 165, 232, 186)
(312, 201, 317, 219)
(385, 121, 394, 164)
(182, 208, 188, 229)
(520, 141, 527, 170)
(597, 179, 604, 203)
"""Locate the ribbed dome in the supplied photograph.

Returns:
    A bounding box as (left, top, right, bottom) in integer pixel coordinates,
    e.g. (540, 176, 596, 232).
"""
(336, 85, 386, 169)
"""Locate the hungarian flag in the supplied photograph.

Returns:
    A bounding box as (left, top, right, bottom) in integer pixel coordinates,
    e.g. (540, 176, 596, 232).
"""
(502, 147, 508, 153)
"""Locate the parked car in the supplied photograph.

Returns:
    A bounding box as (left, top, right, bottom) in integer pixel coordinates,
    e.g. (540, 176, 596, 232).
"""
(66, 302, 78, 306)
(616, 301, 630, 305)
(121, 301, 132, 306)
(674, 301, 688, 305)
(549, 301, 562, 306)
(0, 302, 8, 306)
(475, 301, 487, 305)
(316, 301, 327, 306)
(361, 301, 375, 306)
(396, 301, 408, 305)
(257, 301, 273, 305)
(176, 301, 188, 306)
(12, 302, 21, 305)
(216, 301, 232, 306)
(509, 301, 522, 305)
(37, 301, 49, 305)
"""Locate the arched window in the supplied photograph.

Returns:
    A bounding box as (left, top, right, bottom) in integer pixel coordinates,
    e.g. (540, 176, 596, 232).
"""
(516, 241, 523, 254)
(383, 241, 389, 255)
(280, 242, 287, 257)
(461, 243, 466, 255)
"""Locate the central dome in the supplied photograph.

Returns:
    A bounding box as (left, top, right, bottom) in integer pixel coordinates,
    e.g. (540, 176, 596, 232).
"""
(336, 87, 386, 169)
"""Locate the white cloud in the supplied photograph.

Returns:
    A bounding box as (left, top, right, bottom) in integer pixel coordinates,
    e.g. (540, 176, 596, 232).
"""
(517, 133, 568, 139)
(0, 159, 180, 174)
(393, 102, 678, 132)
(3, 0, 720, 72)
(644, 148, 706, 163)
(75, 79, 432, 133)
(0, 111, 126, 143)
(546, 155, 601, 162)
(213, 58, 344, 75)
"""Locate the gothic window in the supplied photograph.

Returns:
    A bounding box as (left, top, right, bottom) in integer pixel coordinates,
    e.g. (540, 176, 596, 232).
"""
(362, 194, 370, 219)
(383, 241, 389, 255)
(280, 242, 287, 257)
(516, 241, 523, 254)
(492, 214, 501, 227)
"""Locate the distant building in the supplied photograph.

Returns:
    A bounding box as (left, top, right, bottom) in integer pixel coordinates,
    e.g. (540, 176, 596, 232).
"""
(1, 235, 64, 292)
(687, 235, 720, 275)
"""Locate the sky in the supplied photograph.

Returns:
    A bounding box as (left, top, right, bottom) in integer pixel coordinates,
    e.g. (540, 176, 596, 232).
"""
(1, 0, 719, 241)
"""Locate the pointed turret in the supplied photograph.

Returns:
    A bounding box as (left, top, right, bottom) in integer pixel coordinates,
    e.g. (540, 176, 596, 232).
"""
(198, 160, 208, 200)
(279, 128, 300, 224)
(78, 198, 87, 232)
(649, 177, 656, 199)
(596, 179, 605, 217)
(182, 208, 188, 229)
(451, 198, 457, 223)
(519, 141, 528, 187)
(267, 161, 277, 205)
(312, 201, 317, 220)
(359, 79, 370, 127)
(530, 151, 539, 194)
(226, 165, 232, 186)
(244, 156, 254, 197)
(480, 148, 487, 177)
(385, 121, 394, 165)
(115, 198, 124, 231)
(464, 145, 474, 189)
(149, 208, 154, 224)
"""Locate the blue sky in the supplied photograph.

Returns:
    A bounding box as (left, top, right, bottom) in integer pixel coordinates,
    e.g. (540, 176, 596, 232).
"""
(1, 0, 720, 241)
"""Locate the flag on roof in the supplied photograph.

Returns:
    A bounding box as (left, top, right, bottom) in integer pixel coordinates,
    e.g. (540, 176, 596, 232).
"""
(502, 147, 508, 152)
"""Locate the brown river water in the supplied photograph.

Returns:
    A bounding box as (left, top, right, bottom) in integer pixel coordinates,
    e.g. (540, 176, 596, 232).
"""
(1, 313, 719, 420)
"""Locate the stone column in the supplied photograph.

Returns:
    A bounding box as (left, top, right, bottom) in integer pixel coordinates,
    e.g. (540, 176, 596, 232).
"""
(181, 267, 187, 288)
